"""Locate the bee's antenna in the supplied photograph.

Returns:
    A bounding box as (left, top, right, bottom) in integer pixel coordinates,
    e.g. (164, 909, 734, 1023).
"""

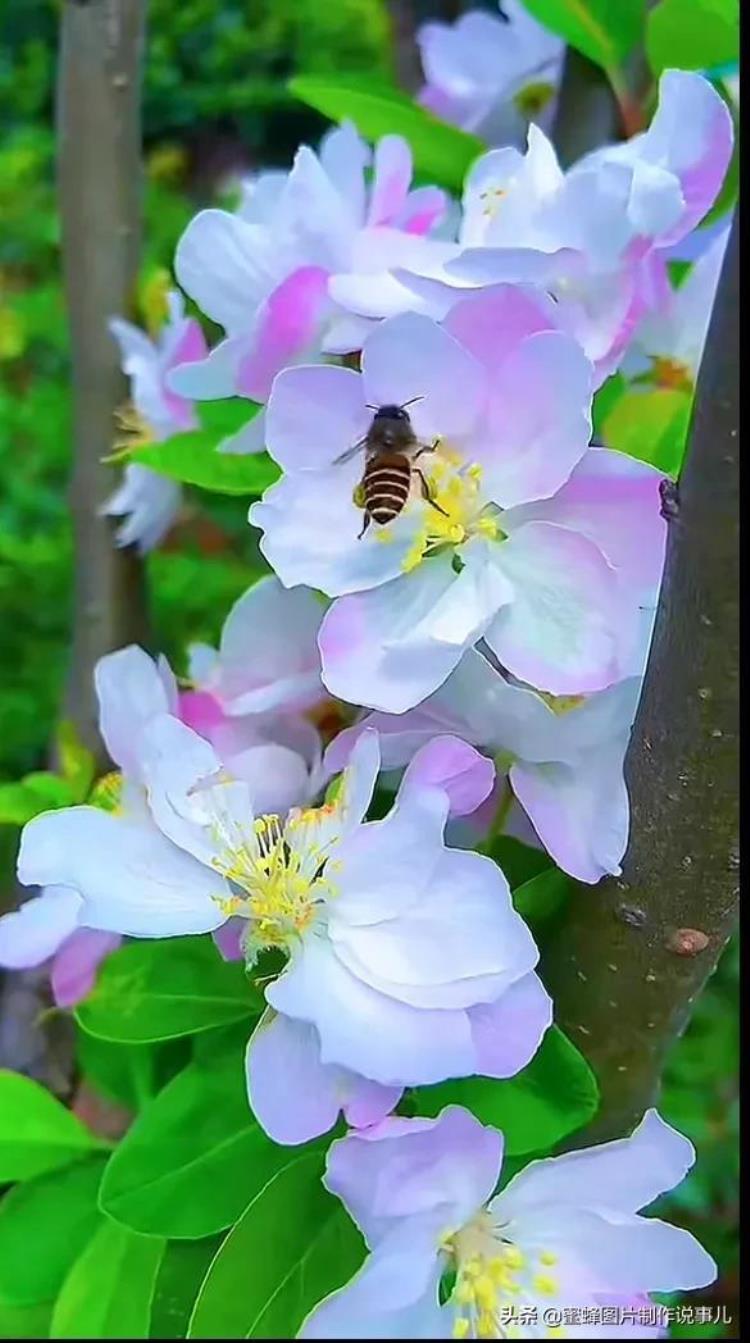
(365, 404, 379, 411)
(400, 396, 424, 409)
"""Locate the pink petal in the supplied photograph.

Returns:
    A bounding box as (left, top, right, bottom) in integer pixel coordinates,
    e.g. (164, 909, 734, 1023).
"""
(50, 928, 122, 1008)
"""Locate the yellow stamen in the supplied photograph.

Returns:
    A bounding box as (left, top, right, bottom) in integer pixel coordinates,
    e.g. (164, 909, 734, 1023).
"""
(533, 1273, 559, 1296)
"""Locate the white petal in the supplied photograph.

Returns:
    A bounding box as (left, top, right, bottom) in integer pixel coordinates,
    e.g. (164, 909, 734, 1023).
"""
(17, 808, 227, 937)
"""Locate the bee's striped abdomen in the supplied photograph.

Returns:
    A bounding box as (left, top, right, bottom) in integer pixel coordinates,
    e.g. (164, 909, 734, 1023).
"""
(362, 452, 411, 525)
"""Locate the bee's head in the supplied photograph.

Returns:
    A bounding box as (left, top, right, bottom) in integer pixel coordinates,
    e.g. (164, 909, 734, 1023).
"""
(373, 404, 410, 422)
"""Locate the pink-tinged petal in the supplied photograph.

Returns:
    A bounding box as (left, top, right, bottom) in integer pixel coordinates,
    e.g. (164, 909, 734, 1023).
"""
(166, 335, 248, 402)
(367, 135, 413, 226)
(478, 330, 593, 509)
(209, 576, 323, 715)
(235, 266, 330, 403)
(318, 120, 369, 227)
(361, 313, 487, 441)
(174, 210, 280, 333)
(225, 742, 310, 815)
(300, 1230, 446, 1339)
(512, 737, 630, 884)
(329, 783, 447, 930)
(159, 316, 207, 430)
(246, 1012, 401, 1146)
(641, 69, 734, 244)
(399, 735, 495, 817)
(267, 936, 475, 1088)
(18, 807, 228, 938)
(528, 1207, 716, 1295)
(498, 1110, 700, 1219)
(50, 928, 121, 1008)
(486, 523, 633, 695)
(178, 689, 225, 739)
(443, 284, 558, 373)
(324, 710, 438, 778)
(103, 464, 181, 555)
(282, 145, 359, 272)
(468, 971, 552, 1078)
(331, 842, 538, 1011)
(95, 645, 175, 780)
(393, 186, 448, 235)
(320, 546, 512, 714)
(0, 886, 81, 969)
(503, 448, 667, 599)
(265, 363, 369, 472)
(217, 407, 267, 456)
(212, 916, 245, 962)
(250, 467, 418, 597)
(325, 1105, 503, 1245)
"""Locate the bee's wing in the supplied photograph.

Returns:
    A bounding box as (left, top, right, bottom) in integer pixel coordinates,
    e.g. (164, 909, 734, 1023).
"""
(333, 435, 368, 465)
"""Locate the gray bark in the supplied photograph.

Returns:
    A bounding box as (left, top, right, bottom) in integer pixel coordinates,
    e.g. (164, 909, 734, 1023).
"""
(543, 214, 739, 1143)
(58, 0, 150, 766)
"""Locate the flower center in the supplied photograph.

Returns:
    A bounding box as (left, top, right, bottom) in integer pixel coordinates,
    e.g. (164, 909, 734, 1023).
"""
(109, 402, 155, 459)
(442, 1211, 563, 1340)
(89, 770, 124, 813)
(478, 186, 507, 221)
(536, 691, 586, 716)
(401, 447, 503, 573)
(212, 804, 339, 963)
(650, 355, 693, 393)
(514, 81, 555, 118)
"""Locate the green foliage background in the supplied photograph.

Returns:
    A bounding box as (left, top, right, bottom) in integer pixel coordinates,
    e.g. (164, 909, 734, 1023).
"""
(0, 1, 738, 1336)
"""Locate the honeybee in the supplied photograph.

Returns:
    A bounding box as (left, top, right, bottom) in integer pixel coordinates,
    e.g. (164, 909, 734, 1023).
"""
(334, 400, 448, 539)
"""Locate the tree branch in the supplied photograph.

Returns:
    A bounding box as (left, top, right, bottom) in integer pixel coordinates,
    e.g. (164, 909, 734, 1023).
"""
(58, 0, 150, 766)
(543, 213, 739, 1143)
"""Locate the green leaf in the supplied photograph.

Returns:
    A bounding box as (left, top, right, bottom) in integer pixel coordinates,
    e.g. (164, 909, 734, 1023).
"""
(603, 385, 692, 475)
(646, 0, 738, 76)
(127, 398, 276, 495)
(0, 1069, 103, 1182)
(0, 772, 75, 825)
(76, 938, 260, 1045)
(290, 75, 484, 191)
(55, 720, 95, 802)
(50, 1222, 165, 1340)
(520, 0, 644, 71)
(131, 438, 277, 497)
(512, 868, 571, 926)
(0, 1155, 107, 1305)
(187, 1153, 366, 1339)
(76, 1033, 192, 1112)
(99, 1047, 315, 1239)
(149, 1238, 223, 1340)
(0, 1300, 53, 1340)
(490, 835, 551, 890)
(592, 372, 627, 439)
(412, 1026, 599, 1155)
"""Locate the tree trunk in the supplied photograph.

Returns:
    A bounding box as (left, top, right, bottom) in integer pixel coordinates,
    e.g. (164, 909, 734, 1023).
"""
(58, 0, 150, 765)
(543, 214, 739, 1143)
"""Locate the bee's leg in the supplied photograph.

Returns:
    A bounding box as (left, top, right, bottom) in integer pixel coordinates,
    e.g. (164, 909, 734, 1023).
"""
(415, 468, 449, 517)
(357, 510, 372, 540)
(413, 438, 440, 461)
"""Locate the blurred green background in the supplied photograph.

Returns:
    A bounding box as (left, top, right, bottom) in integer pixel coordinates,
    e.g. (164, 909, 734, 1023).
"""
(0, 2, 737, 1336)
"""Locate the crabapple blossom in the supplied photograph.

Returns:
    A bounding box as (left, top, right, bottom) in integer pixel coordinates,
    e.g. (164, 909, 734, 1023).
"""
(167, 122, 452, 452)
(0, 886, 120, 1010)
(620, 223, 731, 390)
(103, 290, 207, 551)
(18, 725, 551, 1143)
(324, 640, 651, 886)
(252, 292, 658, 713)
(186, 575, 326, 718)
(417, 3, 563, 147)
(301, 1106, 715, 1339)
(0, 642, 181, 1004)
(368, 70, 733, 387)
